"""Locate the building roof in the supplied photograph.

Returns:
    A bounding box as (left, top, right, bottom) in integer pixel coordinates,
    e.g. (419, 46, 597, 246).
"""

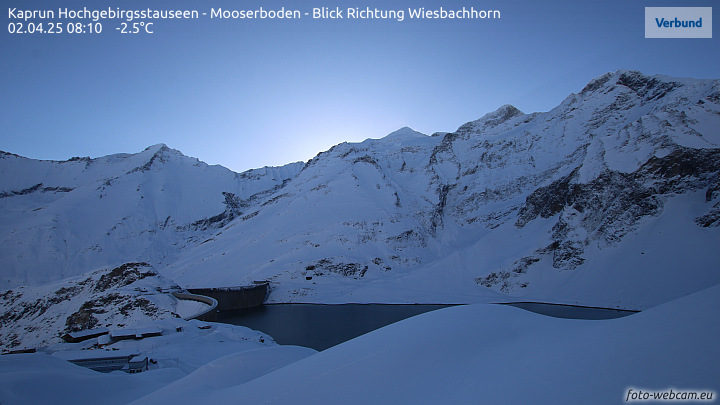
(52, 349, 139, 362)
(129, 355, 148, 363)
(109, 326, 163, 339)
(66, 327, 109, 339)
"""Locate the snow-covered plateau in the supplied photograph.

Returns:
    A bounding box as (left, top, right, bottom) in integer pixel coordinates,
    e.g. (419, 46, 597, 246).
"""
(1, 70, 719, 403)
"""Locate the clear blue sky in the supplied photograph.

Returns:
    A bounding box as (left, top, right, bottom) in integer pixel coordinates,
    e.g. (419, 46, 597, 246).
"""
(2, 0, 718, 172)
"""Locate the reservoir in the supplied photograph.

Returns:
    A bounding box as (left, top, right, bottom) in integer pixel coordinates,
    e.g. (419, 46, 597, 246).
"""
(217, 303, 638, 351)
(502, 302, 639, 320)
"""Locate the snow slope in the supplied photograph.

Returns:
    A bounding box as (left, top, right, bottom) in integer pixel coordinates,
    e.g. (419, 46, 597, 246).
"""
(0, 318, 316, 405)
(0, 354, 184, 405)
(129, 345, 317, 404)
(131, 284, 720, 405)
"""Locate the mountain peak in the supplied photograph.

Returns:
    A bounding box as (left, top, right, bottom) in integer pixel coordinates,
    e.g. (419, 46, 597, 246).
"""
(140, 143, 189, 160)
(579, 70, 694, 96)
(457, 104, 524, 135)
(476, 104, 524, 125)
(488, 104, 523, 119)
(383, 127, 427, 140)
(143, 143, 171, 153)
(580, 72, 616, 94)
(126, 144, 184, 173)
(363, 127, 428, 144)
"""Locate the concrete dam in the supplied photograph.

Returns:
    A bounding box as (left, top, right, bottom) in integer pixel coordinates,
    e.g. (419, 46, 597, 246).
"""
(187, 282, 269, 312)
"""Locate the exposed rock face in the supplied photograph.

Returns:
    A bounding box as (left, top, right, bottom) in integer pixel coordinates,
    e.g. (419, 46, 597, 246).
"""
(0, 263, 182, 350)
(515, 148, 720, 267)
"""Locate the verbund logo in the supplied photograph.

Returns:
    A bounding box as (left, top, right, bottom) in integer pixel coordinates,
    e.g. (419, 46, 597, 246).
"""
(645, 7, 712, 38)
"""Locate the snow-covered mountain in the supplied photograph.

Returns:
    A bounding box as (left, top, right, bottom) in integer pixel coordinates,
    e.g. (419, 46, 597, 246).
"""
(2, 70, 719, 309)
(0, 145, 303, 290)
(164, 70, 720, 308)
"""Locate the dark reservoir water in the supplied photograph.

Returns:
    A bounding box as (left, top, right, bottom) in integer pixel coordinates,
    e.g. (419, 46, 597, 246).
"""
(502, 302, 639, 320)
(217, 304, 452, 351)
(217, 303, 638, 351)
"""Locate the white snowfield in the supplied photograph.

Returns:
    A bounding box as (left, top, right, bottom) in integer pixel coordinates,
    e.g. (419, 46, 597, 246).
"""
(0, 317, 316, 404)
(0, 284, 716, 404)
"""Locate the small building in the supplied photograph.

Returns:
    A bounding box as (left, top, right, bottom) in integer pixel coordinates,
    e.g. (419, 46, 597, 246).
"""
(2, 348, 36, 355)
(52, 349, 147, 373)
(62, 327, 110, 343)
(127, 355, 149, 373)
(109, 326, 163, 342)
